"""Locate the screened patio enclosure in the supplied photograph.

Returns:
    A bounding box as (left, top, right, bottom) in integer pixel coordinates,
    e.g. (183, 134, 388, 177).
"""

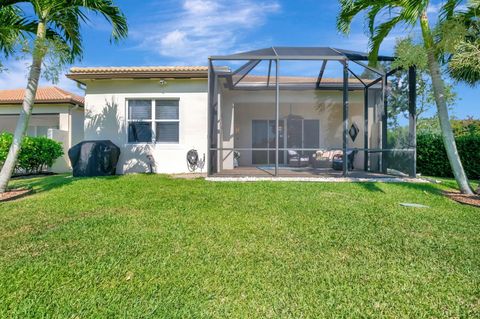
(208, 47, 417, 178)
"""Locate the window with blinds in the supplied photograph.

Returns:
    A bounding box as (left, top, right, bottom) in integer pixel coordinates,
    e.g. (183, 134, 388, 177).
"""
(127, 99, 179, 143)
(155, 100, 179, 143)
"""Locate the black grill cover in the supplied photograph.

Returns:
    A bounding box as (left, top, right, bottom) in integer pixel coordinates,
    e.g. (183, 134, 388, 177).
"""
(68, 140, 120, 177)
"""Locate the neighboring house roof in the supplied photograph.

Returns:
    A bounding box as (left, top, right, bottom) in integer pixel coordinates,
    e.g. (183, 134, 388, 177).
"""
(67, 66, 219, 83)
(240, 75, 368, 85)
(228, 75, 381, 90)
(0, 86, 84, 106)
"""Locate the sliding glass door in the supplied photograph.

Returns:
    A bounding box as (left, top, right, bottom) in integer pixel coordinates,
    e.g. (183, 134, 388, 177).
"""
(252, 119, 319, 165)
(252, 120, 285, 165)
(268, 120, 285, 165)
(286, 118, 320, 164)
(252, 120, 268, 164)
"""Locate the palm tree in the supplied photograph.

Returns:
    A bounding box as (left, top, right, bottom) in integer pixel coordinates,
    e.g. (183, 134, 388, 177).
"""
(447, 0, 480, 194)
(0, 0, 127, 193)
(337, 0, 474, 195)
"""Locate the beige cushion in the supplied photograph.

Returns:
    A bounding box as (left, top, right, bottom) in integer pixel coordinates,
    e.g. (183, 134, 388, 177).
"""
(315, 150, 342, 161)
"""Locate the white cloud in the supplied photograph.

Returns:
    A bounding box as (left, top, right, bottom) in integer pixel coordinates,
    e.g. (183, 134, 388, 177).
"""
(0, 59, 83, 95)
(133, 0, 280, 64)
(183, 0, 219, 14)
(0, 59, 29, 89)
(161, 30, 187, 48)
(427, 2, 443, 14)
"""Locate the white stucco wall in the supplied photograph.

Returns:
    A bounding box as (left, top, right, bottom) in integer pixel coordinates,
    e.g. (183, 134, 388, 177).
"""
(83, 79, 209, 174)
(49, 129, 70, 172)
(70, 108, 85, 146)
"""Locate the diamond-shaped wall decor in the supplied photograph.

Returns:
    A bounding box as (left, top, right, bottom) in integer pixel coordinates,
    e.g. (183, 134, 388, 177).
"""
(349, 123, 359, 142)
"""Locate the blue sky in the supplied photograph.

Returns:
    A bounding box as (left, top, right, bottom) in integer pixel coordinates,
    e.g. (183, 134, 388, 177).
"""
(0, 0, 477, 118)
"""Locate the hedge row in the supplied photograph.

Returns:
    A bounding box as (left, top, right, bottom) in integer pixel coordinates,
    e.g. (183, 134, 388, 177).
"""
(417, 133, 480, 179)
(0, 132, 64, 175)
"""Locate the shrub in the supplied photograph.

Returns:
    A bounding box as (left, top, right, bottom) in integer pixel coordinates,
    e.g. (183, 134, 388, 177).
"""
(417, 132, 480, 179)
(418, 117, 480, 136)
(0, 132, 64, 175)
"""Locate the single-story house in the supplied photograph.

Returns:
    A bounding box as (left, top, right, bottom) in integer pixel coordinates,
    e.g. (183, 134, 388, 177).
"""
(67, 47, 417, 178)
(67, 66, 210, 174)
(0, 86, 84, 172)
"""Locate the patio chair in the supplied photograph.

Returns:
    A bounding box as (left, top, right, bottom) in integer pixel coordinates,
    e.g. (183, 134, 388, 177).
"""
(332, 150, 357, 171)
(312, 150, 342, 168)
(287, 150, 310, 167)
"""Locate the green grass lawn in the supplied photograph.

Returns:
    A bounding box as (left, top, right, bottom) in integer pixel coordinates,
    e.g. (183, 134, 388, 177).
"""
(0, 174, 479, 318)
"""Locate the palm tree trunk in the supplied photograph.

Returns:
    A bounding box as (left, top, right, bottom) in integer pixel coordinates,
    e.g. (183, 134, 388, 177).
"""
(419, 12, 473, 195)
(0, 22, 46, 193)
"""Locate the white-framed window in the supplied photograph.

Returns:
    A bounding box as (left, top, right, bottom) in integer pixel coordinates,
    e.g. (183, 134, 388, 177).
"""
(127, 99, 180, 144)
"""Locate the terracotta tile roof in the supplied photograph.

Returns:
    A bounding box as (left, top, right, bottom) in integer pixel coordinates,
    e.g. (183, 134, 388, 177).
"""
(0, 86, 84, 106)
(66, 65, 377, 88)
(67, 66, 215, 83)
(69, 66, 209, 74)
(239, 75, 370, 85)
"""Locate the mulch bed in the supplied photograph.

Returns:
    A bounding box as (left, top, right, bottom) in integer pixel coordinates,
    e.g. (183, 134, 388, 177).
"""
(0, 189, 33, 203)
(444, 191, 480, 208)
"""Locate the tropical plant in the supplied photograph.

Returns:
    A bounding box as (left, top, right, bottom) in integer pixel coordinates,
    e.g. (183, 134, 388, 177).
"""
(0, 132, 64, 175)
(438, 0, 480, 86)
(438, 0, 480, 193)
(337, 0, 474, 194)
(418, 117, 480, 136)
(0, 0, 128, 193)
(387, 38, 457, 128)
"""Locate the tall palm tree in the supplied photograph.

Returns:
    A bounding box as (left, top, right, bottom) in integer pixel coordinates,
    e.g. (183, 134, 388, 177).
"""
(0, 0, 127, 193)
(337, 0, 474, 195)
(447, 0, 480, 194)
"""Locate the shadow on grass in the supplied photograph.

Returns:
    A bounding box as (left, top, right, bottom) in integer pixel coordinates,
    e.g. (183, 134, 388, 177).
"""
(10, 174, 75, 193)
(357, 183, 386, 193)
(394, 182, 446, 196)
(10, 174, 121, 195)
(354, 179, 448, 199)
(427, 177, 479, 193)
(9, 174, 126, 199)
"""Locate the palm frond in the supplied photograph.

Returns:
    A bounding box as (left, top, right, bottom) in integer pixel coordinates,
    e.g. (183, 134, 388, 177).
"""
(337, 0, 376, 34)
(369, 15, 403, 65)
(397, 0, 427, 23)
(366, 5, 383, 34)
(444, 0, 480, 85)
(337, 0, 426, 66)
(72, 0, 128, 42)
(448, 40, 480, 85)
(439, 0, 464, 21)
(49, 8, 84, 62)
(0, 5, 32, 56)
(39, 0, 128, 62)
(0, 0, 28, 8)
